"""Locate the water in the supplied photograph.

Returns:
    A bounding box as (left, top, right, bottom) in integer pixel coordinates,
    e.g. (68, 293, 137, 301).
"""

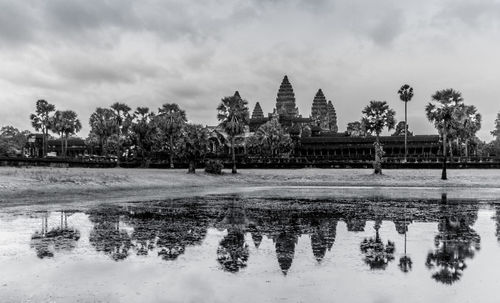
(1, 195, 500, 302)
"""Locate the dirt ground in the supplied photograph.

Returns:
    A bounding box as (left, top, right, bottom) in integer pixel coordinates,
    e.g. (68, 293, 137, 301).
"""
(1, 167, 500, 207)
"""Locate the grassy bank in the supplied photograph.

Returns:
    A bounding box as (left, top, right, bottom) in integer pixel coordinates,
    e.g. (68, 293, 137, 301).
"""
(1, 167, 500, 206)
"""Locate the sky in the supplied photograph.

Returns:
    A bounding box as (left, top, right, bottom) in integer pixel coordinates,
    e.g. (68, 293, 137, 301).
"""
(0, 0, 499, 140)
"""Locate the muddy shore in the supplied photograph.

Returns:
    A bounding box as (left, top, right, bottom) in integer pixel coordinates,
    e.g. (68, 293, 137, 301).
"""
(1, 167, 500, 207)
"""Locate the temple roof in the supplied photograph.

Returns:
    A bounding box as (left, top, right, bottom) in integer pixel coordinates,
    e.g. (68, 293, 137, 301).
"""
(276, 75, 298, 117)
(251, 102, 264, 119)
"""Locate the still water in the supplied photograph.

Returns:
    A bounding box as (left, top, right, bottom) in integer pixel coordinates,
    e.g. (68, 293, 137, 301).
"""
(1, 195, 499, 302)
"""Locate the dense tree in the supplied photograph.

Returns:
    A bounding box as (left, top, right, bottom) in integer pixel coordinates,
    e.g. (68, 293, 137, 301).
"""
(248, 118, 293, 156)
(458, 105, 481, 158)
(179, 124, 210, 173)
(425, 89, 465, 180)
(392, 121, 413, 136)
(110, 102, 132, 157)
(217, 93, 250, 174)
(398, 84, 414, 161)
(492, 112, 500, 141)
(89, 107, 119, 156)
(0, 126, 30, 156)
(130, 107, 158, 167)
(156, 103, 187, 168)
(30, 100, 55, 157)
(346, 121, 366, 137)
(361, 101, 396, 174)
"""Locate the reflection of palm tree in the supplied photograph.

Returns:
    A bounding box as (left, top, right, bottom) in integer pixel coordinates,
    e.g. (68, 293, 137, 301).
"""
(345, 217, 366, 232)
(425, 204, 480, 284)
(360, 220, 395, 270)
(88, 207, 132, 261)
(216, 201, 249, 272)
(217, 227, 249, 272)
(396, 204, 412, 273)
(30, 211, 80, 259)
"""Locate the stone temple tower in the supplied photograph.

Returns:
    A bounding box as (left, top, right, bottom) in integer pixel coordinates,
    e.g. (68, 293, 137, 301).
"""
(251, 102, 264, 119)
(275, 75, 299, 117)
(311, 89, 329, 129)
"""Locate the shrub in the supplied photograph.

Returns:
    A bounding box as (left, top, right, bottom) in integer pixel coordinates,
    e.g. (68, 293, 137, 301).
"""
(205, 159, 223, 174)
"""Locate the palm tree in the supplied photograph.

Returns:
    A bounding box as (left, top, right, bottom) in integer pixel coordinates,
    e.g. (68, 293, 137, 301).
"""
(251, 118, 293, 156)
(459, 105, 481, 158)
(130, 107, 158, 167)
(397, 84, 414, 162)
(89, 107, 119, 156)
(62, 111, 82, 157)
(30, 100, 55, 157)
(180, 124, 210, 173)
(157, 103, 187, 168)
(49, 111, 65, 156)
(425, 89, 465, 180)
(361, 101, 397, 174)
(217, 93, 250, 174)
(110, 102, 132, 157)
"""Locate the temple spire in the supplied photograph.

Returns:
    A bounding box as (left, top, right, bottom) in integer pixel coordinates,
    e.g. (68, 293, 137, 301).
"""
(327, 100, 338, 133)
(275, 75, 298, 117)
(311, 89, 328, 129)
(251, 102, 264, 119)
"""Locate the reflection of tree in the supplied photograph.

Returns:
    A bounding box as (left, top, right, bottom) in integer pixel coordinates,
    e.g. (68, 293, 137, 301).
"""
(310, 219, 337, 263)
(360, 220, 395, 270)
(425, 204, 480, 284)
(124, 205, 208, 261)
(396, 204, 412, 273)
(345, 217, 366, 232)
(88, 207, 132, 261)
(30, 211, 80, 259)
(216, 202, 249, 272)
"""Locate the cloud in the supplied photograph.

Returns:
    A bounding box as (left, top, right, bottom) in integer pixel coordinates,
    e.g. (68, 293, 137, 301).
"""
(0, 0, 499, 140)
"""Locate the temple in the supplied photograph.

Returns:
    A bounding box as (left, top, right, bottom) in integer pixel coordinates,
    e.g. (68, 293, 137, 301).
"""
(311, 89, 328, 130)
(249, 75, 311, 132)
(276, 75, 298, 117)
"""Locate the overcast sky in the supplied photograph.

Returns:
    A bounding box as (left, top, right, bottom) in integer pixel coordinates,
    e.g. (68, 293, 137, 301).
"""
(0, 0, 499, 140)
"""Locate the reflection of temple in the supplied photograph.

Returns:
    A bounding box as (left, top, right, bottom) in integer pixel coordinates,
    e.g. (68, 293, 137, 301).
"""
(310, 219, 337, 263)
(425, 204, 480, 284)
(68, 196, 481, 281)
(30, 211, 80, 259)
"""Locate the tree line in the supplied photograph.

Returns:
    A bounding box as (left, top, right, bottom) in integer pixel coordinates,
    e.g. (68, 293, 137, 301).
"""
(1, 85, 499, 178)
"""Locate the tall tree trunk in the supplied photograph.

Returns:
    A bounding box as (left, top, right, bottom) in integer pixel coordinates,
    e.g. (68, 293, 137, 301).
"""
(465, 138, 469, 159)
(64, 135, 68, 158)
(404, 101, 408, 162)
(188, 159, 196, 173)
(449, 140, 453, 163)
(231, 137, 237, 174)
(374, 135, 382, 175)
(42, 128, 47, 158)
(60, 135, 64, 157)
(169, 136, 174, 169)
(442, 130, 447, 180)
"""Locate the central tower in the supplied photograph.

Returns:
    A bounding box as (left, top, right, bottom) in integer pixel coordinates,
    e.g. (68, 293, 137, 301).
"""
(275, 75, 298, 117)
